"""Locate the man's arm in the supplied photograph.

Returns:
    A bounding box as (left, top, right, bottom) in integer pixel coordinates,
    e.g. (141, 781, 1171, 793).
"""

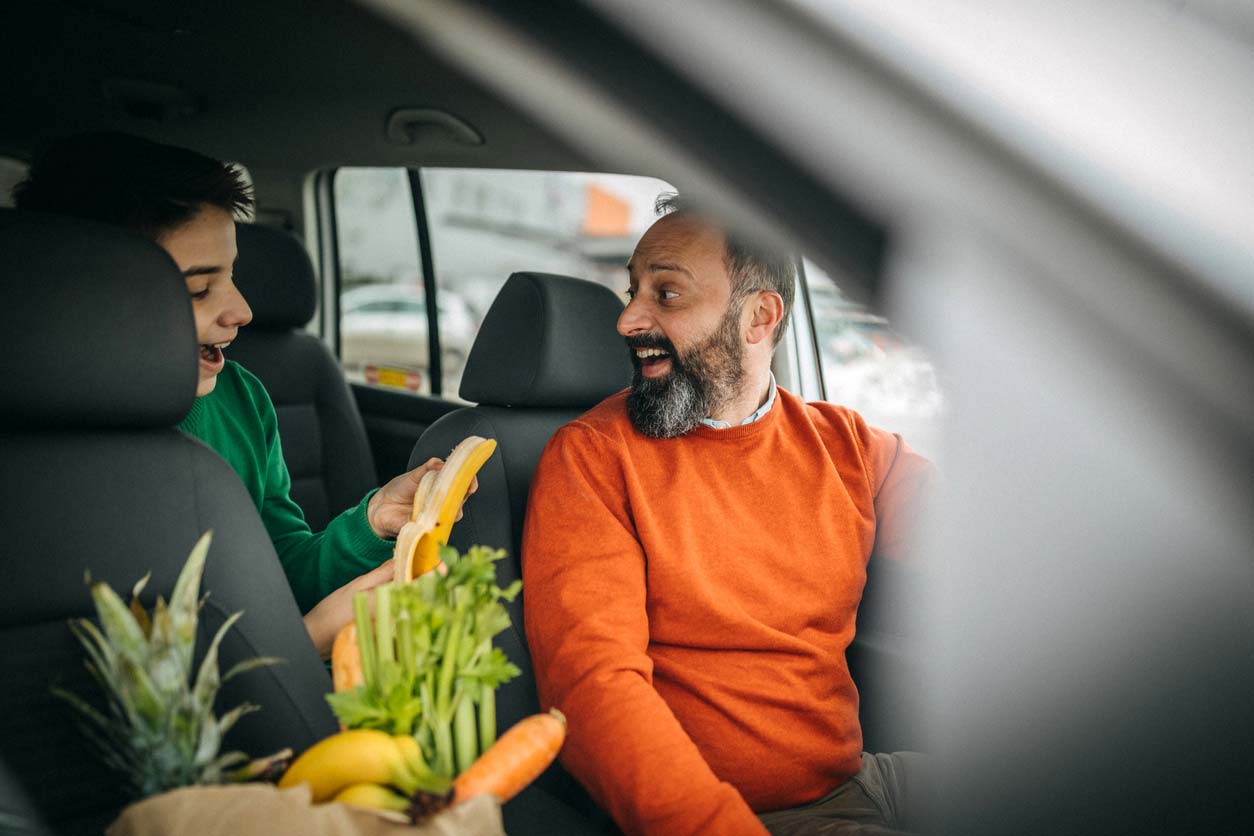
(523, 424, 768, 836)
(854, 417, 938, 563)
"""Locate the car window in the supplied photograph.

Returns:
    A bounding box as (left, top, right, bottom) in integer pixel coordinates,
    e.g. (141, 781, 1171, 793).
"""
(420, 168, 674, 399)
(332, 167, 673, 400)
(804, 258, 943, 460)
(332, 167, 432, 394)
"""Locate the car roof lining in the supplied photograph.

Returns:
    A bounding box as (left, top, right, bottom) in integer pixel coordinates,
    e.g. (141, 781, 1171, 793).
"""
(0, 0, 602, 175)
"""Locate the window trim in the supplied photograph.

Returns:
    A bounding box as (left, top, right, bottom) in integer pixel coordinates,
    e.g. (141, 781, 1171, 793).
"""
(407, 168, 444, 396)
(315, 168, 343, 356)
(793, 258, 827, 402)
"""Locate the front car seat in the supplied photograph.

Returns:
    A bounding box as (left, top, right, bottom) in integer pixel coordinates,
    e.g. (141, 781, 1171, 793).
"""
(229, 222, 377, 531)
(408, 272, 631, 834)
(0, 210, 338, 835)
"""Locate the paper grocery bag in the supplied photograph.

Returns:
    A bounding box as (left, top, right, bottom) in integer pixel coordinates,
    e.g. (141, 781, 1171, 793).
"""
(106, 783, 504, 836)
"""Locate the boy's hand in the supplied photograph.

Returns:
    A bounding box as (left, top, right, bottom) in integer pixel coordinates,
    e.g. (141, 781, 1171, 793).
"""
(365, 457, 478, 539)
(302, 559, 394, 659)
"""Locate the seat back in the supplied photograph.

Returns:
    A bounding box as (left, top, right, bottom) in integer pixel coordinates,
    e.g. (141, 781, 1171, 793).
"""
(229, 223, 376, 530)
(408, 273, 630, 819)
(0, 210, 338, 835)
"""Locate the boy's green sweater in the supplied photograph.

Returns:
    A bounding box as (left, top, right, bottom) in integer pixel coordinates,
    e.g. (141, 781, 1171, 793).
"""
(178, 360, 391, 612)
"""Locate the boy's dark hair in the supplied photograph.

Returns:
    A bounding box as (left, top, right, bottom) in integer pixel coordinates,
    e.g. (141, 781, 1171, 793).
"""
(12, 132, 254, 239)
(655, 192, 796, 347)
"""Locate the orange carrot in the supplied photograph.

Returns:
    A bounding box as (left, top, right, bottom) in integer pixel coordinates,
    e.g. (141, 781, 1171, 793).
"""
(453, 708, 566, 804)
(331, 622, 364, 692)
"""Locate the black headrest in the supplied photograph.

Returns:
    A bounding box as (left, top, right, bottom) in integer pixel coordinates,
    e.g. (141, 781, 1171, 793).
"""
(459, 272, 631, 407)
(233, 223, 317, 330)
(0, 209, 198, 430)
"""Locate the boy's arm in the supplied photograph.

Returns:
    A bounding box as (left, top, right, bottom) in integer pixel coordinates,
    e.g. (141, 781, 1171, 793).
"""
(253, 389, 391, 612)
(523, 425, 768, 836)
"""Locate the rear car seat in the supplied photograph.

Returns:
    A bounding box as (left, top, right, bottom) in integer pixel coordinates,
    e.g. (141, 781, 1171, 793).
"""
(0, 210, 338, 835)
(408, 272, 631, 835)
(229, 223, 377, 531)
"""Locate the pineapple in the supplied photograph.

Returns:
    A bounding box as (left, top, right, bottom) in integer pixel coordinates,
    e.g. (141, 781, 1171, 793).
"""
(53, 532, 290, 799)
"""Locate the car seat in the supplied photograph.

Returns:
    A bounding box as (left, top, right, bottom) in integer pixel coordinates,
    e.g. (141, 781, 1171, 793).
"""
(407, 272, 631, 834)
(0, 210, 339, 835)
(229, 222, 378, 531)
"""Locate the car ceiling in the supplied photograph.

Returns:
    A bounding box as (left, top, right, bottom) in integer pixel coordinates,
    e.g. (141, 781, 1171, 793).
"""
(0, 0, 597, 175)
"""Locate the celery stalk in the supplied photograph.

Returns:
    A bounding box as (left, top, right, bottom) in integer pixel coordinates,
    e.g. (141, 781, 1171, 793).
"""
(478, 679, 496, 751)
(433, 603, 465, 777)
(397, 593, 415, 685)
(352, 591, 376, 690)
(373, 583, 395, 694)
(453, 686, 478, 773)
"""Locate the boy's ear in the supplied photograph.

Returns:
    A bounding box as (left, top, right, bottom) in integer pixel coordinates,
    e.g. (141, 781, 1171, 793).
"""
(745, 290, 784, 346)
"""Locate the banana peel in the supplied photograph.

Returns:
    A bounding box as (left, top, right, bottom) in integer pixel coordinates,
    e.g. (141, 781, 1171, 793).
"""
(392, 436, 497, 584)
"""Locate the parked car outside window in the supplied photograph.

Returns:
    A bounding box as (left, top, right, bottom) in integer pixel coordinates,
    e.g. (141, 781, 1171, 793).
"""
(339, 283, 477, 394)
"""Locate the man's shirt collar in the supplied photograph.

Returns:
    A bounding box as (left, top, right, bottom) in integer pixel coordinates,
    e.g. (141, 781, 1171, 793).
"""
(700, 372, 777, 430)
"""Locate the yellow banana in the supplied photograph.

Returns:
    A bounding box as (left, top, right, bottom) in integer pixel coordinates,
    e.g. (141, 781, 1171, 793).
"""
(393, 436, 497, 583)
(278, 730, 420, 802)
(333, 782, 412, 816)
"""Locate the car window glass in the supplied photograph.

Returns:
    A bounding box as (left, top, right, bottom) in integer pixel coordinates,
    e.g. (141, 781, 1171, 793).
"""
(333, 167, 431, 395)
(419, 168, 674, 400)
(805, 258, 944, 460)
(0, 157, 29, 208)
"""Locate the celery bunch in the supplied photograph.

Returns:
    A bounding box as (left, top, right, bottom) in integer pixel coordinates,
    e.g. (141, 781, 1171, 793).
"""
(326, 545, 520, 779)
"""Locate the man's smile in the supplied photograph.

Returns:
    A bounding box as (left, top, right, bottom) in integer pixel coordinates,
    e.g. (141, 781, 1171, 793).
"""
(634, 346, 673, 378)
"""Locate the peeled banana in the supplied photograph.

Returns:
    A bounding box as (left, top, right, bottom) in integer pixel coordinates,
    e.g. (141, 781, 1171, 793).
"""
(392, 436, 497, 583)
(278, 729, 447, 801)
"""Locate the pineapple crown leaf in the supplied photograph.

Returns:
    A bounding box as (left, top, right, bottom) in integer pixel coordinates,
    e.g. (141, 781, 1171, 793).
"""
(170, 531, 212, 673)
(114, 653, 165, 729)
(128, 572, 153, 638)
(130, 571, 151, 601)
(214, 702, 260, 742)
(51, 685, 112, 736)
(90, 581, 146, 662)
(171, 532, 212, 615)
(221, 656, 283, 686)
(54, 532, 289, 799)
(68, 617, 116, 680)
(193, 713, 222, 768)
(128, 597, 152, 638)
(207, 750, 250, 775)
(190, 609, 242, 711)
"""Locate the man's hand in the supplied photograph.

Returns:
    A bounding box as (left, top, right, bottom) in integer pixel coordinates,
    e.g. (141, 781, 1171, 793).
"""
(365, 457, 478, 539)
(302, 559, 394, 659)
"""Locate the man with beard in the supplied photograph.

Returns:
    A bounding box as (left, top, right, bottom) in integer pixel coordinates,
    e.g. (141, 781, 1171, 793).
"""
(521, 195, 936, 836)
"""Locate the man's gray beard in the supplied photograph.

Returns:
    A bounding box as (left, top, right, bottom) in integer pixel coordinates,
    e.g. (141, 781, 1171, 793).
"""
(626, 304, 745, 439)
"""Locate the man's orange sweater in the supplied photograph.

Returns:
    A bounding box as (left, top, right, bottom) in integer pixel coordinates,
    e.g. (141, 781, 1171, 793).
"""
(522, 388, 933, 836)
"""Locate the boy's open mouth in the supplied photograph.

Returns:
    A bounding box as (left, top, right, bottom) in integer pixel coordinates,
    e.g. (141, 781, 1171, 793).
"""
(199, 342, 229, 365)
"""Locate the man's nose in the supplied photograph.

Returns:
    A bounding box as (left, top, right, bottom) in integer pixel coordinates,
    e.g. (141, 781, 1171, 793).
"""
(617, 296, 650, 337)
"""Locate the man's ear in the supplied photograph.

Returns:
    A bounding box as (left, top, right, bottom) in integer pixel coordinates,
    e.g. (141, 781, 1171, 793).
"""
(744, 290, 784, 346)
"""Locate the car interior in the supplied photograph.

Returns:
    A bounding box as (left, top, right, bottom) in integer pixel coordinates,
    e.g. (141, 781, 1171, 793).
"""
(2, 1, 1251, 835)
